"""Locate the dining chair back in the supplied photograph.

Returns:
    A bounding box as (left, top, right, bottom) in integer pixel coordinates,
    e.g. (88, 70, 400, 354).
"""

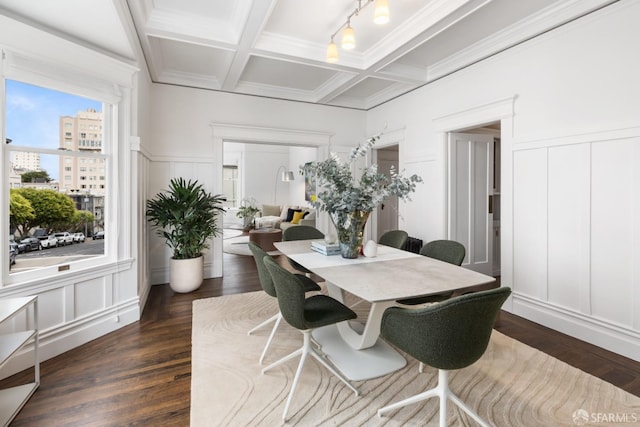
(263, 256, 359, 421)
(378, 287, 511, 426)
(247, 242, 320, 364)
(420, 239, 466, 265)
(282, 225, 325, 274)
(378, 230, 409, 249)
(282, 225, 325, 241)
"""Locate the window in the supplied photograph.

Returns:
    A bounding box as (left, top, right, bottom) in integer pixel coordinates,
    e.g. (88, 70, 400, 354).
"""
(4, 79, 109, 281)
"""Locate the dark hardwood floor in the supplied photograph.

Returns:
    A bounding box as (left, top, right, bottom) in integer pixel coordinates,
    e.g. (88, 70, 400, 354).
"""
(3, 253, 640, 426)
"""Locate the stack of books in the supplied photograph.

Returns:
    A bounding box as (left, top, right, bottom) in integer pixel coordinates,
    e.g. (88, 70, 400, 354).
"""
(310, 240, 341, 256)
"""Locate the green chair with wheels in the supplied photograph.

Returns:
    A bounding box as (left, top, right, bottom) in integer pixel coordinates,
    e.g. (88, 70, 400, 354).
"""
(262, 256, 359, 421)
(282, 225, 324, 275)
(378, 287, 511, 426)
(247, 241, 321, 364)
(397, 239, 466, 306)
(378, 230, 408, 249)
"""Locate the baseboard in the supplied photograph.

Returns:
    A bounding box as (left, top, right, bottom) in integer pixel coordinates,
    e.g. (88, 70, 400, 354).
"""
(511, 293, 640, 362)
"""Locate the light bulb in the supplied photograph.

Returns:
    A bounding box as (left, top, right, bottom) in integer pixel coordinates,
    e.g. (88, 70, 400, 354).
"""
(374, 0, 390, 25)
(326, 41, 338, 63)
(342, 25, 355, 50)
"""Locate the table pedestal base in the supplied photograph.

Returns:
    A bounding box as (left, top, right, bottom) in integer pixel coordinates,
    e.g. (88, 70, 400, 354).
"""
(312, 321, 406, 381)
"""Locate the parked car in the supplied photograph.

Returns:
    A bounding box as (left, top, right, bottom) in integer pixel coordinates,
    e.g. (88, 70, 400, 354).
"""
(93, 231, 105, 240)
(40, 235, 59, 249)
(19, 237, 42, 252)
(54, 232, 74, 246)
(73, 232, 85, 243)
(9, 243, 17, 268)
(16, 240, 28, 253)
(33, 228, 48, 241)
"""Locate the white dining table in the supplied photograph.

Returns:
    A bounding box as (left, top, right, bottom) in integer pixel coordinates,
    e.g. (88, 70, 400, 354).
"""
(274, 239, 496, 381)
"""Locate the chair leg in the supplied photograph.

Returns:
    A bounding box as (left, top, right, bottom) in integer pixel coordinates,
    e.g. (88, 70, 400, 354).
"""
(259, 313, 282, 364)
(309, 343, 359, 396)
(377, 384, 439, 417)
(263, 330, 359, 421)
(447, 389, 490, 427)
(378, 369, 490, 427)
(262, 348, 302, 374)
(248, 312, 279, 335)
(281, 335, 310, 421)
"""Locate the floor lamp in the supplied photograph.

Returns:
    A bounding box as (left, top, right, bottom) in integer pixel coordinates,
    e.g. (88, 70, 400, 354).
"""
(274, 166, 294, 204)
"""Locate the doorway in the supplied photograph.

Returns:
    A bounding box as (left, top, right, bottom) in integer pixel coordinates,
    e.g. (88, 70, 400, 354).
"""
(375, 144, 399, 240)
(448, 123, 501, 276)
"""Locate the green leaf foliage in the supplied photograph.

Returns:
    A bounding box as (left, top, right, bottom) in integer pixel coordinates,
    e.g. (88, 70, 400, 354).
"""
(9, 190, 35, 238)
(301, 135, 423, 216)
(12, 188, 76, 235)
(146, 178, 226, 260)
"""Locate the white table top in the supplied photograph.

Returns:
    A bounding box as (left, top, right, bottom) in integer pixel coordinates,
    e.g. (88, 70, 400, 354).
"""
(275, 240, 496, 303)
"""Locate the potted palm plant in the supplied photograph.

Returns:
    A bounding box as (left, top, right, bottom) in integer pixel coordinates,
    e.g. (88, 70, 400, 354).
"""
(146, 178, 225, 292)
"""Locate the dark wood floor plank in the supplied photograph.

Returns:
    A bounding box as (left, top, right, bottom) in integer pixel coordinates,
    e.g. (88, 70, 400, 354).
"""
(2, 252, 639, 425)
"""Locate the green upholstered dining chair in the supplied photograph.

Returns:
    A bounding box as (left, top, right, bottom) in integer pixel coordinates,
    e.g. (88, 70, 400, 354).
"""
(397, 239, 466, 306)
(378, 230, 409, 249)
(262, 256, 359, 421)
(247, 242, 321, 364)
(282, 225, 325, 275)
(378, 287, 511, 426)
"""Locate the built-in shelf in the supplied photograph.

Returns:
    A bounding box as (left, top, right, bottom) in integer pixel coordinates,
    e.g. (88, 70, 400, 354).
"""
(0, 296, 38, 427)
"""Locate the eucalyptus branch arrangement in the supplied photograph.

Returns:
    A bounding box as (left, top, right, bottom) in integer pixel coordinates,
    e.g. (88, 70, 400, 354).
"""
(300, 135, 423, 218)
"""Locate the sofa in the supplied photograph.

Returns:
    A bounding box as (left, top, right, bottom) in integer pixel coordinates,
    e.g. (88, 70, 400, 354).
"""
(255, 204, 316, 230)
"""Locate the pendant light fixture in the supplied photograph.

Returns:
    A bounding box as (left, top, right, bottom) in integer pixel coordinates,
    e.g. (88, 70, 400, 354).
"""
(373, 0, 390, 25)
(326, 38, 339, 63)
(342, 22, 355, 50)
(326, 0, 390, 63)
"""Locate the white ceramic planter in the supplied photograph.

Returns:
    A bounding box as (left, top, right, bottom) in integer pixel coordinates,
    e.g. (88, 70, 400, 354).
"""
(170, 256, 204, 293)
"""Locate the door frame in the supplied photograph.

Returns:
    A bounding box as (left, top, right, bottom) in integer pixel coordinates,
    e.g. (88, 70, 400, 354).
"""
(211, 123, 332, 277)
(433, 96, 515, 278)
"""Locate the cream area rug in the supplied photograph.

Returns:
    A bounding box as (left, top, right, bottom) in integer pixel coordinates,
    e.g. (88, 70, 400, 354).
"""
(223, 229, 244, 239)
(191, 292, 640, 426)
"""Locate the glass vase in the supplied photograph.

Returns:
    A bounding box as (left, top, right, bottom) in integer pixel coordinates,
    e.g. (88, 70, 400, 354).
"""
(330, 210, 371, 259)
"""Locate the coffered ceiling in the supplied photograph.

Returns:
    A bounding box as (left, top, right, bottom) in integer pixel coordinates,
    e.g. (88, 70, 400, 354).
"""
(0, 0, 615, 110)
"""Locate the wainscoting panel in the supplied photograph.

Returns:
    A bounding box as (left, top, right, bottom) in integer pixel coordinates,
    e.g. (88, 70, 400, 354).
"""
(510, 128, 640, 361)
(547, 143, 590, 313)
(591, 138, 639, 327)
(73, 277, 107, 318)
(512, 148, 548, 301)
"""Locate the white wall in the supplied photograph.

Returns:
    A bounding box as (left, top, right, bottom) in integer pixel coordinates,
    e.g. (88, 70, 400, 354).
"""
(367, 1, 640, 360)
(147, 84, 365, 283)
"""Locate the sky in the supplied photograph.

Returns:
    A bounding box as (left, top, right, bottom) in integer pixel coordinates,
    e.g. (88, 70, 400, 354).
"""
(5, 79, 102, 181)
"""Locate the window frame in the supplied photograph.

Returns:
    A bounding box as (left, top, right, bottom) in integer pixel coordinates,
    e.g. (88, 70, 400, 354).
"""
(1, 49, 122, 288)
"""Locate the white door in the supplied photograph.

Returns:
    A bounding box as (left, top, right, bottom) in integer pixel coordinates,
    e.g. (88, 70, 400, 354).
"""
(376, 156, 399, 238)
(449, 132, 494, 275)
